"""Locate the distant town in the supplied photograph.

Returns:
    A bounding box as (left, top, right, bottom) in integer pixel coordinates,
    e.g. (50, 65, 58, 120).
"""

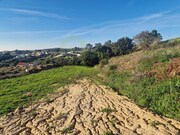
(0, 47, 83, 79)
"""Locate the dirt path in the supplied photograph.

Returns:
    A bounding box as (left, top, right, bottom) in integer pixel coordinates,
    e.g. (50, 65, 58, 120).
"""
(0, 79, 180, 135)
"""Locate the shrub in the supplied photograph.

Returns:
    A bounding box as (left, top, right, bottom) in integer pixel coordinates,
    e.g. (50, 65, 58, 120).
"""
(109, 65, 118, 70)
(103, 131, 114, 135)
(100, 108, 116, 114)
(139, 49, 180, 71)
(100, 58, 109, 65)
(80, 51, 99, 67)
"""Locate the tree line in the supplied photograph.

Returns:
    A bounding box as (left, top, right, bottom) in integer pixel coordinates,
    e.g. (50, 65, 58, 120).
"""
(80, 29, 162, 66)
(35, 29, 162, 67)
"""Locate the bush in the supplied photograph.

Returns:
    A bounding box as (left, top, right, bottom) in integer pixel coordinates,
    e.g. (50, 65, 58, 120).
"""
(100, 58, 109, 65)
(154, 50, 180, 63)
(109, 65, 118, 70)
(80, 51, 99, 67)
(139, 49, 180, 71)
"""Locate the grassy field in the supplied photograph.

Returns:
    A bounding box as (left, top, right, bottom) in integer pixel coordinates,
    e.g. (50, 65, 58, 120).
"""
(102, 45, 180, 120)
(0, 66, 98, 115)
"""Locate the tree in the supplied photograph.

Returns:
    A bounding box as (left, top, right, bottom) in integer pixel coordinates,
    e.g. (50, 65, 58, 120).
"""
(134, 30, 162, 48)
(94, 43, 102, 47)
(111, 37, 133, 56)
(104, 40, 112, 46)
(73, 47, 80, 51)
(80, 51, 99, 67)
(86, 43, 93, 51)
(151, 30, 162, 40)
(94, 46, 113, 60)
(0, 52, 13, 62)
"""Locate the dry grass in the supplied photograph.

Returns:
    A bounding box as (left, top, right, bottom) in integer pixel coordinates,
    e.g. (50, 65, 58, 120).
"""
(109, 51, 144, 72)
(107, 45, 180, 73)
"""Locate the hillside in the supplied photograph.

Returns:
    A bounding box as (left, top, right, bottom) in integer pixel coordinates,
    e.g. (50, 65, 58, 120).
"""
(99, 44, 180, 120)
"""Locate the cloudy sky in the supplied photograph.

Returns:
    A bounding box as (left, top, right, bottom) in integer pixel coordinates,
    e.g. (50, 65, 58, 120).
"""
(0, 0, 180, 50)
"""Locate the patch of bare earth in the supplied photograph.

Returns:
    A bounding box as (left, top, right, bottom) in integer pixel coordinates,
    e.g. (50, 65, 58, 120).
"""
(0, 79, 180, 135)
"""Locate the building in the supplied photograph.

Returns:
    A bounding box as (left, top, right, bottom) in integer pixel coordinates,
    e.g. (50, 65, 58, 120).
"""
(16, 62, 28, 68)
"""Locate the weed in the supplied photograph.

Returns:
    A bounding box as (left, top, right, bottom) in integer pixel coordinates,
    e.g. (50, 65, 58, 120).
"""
(102, 131, 114, 135)
(61, 127, 73, 134)
(50, 125, 56, 129)
(100, 59, 109, 68)
(56, 113, 67, 120)
(60, 89, 69, 96)
(91, 119, 98, 124)
(109, 65, 117, 70)
(150, 121, 159, 127)
(45, 98, 53, 104)
(100, 108, 116, 114)
(139, 49, 180, 71)
(29, 109, 37, 117)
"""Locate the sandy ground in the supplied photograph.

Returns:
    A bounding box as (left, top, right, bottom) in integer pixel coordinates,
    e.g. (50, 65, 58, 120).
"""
(0, 79, 180, 135)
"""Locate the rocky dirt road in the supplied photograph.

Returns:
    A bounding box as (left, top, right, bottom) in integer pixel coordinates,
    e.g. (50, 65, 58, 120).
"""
(0, 79, 180, 135)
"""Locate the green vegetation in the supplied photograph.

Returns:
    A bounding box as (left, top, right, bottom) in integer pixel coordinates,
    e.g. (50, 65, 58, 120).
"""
(0, 66, 98, 115)
(139, 49, 180, 71)
(80, 51, 99, 66)
(108, 65, 118, 70)
(134, 30, 162, 49)
(149, 121, 160, 127)
(102, 131, 114, 135)
(153, 37, 180, 49)
(100, 108, 116, 114)
(80, 37, 134, 67)
(103, 46, 180, 120)
(60, 127, 73, 134)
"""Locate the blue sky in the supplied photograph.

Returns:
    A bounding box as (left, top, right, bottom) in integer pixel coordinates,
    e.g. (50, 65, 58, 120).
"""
(0, 0, 180, 51)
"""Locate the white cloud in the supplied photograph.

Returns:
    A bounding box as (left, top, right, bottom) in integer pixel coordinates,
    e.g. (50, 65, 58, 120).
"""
(139, 10, 172, 21)
(0, 30, 69, 35)
(140, 13, 164, 20)
(56, 10, 180, 42)
(1, 9, 180, 39)
(0, 8, 71, 20)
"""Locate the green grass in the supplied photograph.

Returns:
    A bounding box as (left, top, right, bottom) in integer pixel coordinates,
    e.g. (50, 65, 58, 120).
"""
(150, 38, 180, 49)
(102, 131, 114, 135)
(100, 108, 116, 114)
(139, 49, 180, 71)
(0, 66, 98, 116)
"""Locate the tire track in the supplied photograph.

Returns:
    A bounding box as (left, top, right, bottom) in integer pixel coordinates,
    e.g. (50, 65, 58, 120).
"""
(0, 79, 180, 135)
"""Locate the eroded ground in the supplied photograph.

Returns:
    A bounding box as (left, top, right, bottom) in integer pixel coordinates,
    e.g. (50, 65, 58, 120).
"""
(0, 79, 180, 135)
